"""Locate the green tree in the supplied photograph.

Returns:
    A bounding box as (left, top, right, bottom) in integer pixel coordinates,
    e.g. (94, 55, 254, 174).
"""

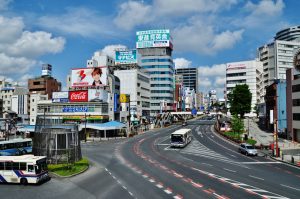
(231, 114, 244, 141)
(228, 84, 252, 118)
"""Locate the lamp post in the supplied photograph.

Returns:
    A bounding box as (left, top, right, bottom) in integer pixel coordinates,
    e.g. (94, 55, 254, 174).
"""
(84, 113, 87, 142)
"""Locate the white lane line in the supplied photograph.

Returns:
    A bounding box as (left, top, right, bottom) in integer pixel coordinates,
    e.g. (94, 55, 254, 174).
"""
(129, 192, 133, 196)
(227, 153, 237, 158)
(156, 184, 163, 188)
(117, 180, 121, 184)
(156, 144, 170, 146)
(241, 162, 281, 164)
(281, 184, 300, 191)
(223, 168, 236, 173)
(112, 175, 116, 179)
(164, 188, 172, 194)
(249, 175, 264, 181)
(213, 193, 226, 199)
(122, 185, 127, 190)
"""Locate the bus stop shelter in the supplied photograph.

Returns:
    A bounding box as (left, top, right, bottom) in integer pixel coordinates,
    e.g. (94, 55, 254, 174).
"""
(79, 121, 127, 138)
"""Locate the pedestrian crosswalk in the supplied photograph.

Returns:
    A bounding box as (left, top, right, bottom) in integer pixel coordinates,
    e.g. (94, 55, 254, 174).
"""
(180, 140, 247, 167)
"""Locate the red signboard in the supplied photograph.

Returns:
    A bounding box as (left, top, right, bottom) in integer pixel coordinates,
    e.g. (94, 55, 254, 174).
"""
(69, 91, 88, 102)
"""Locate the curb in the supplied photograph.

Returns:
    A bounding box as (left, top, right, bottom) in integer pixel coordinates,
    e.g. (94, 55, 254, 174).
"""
(49, 165, 90, 178)
(268, 156, 300, 169)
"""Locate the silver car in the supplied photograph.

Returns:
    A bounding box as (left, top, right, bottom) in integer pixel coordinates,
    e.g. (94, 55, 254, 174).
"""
(238, 143, 258, 156)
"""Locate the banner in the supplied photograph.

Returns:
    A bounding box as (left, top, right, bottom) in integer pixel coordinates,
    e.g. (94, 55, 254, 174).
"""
(136, 29, 172, 49)
(115, 50, 137, 64)
(88, 89, 108, 102)
(69, 90, 88, 102)
(71, 67, 108, 87)
(52, 91, 69, 103)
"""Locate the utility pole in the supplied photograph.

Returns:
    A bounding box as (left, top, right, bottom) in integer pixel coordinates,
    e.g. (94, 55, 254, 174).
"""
(84, 113, 87, 142)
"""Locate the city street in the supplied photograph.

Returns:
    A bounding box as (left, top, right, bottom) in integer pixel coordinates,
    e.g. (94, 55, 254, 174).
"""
(1, 117, 300, 199)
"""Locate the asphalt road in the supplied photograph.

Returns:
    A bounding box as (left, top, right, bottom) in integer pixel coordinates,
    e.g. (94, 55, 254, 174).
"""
(1, 117, 300, 199)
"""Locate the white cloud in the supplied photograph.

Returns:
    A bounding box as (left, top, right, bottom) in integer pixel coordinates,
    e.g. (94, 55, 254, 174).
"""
(0, 16, 24, 43)
(174, 58, 192, 69)
(198, 64, 226, 76)
(173, 18, 244, 55)
(6, 31, 65, 58)
(215, 76, 226, 86)
(237, 0, 285, 28)
(0, 0, 12, 10)
(114, 1, 152, 31)
(99, 44, 128, 59)
(0, 53, 36, 74)
(38, 7, 116, 38)
(0, 15, 66, 78)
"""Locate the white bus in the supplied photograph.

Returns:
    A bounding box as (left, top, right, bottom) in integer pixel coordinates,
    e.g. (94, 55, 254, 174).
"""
(170, 128, 192, 148)
(0, 155, 50, 185)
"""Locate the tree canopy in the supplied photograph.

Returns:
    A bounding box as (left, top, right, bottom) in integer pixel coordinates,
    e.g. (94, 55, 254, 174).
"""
(228, 84, 252, 118)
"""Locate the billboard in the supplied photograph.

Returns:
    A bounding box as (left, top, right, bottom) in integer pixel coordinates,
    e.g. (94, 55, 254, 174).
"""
(52, 91, 69, 103)
(115, 50, 137, 64)
(88, 89, 108, 102)
(226, 63, 247, 71)
(69, 90, 88, 102)
(136, 29, 172, 49)
(71, 67, 108, 87)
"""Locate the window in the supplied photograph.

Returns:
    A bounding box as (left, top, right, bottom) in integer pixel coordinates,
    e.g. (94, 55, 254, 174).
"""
(13, 162, 20, 170)
(20, 163, 26, 171)
(28, 165, 34, 172)
(5, 162, 12, 170)
(0, 162, 4, 170)
(32, 99, 35, 102)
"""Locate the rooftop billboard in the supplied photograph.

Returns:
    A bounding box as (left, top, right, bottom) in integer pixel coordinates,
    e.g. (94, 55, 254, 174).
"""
(88, 89, 108, 102)
(136, 29, 172, 49)
(71, 67, 108, 87)
(115, 50, 137, 64)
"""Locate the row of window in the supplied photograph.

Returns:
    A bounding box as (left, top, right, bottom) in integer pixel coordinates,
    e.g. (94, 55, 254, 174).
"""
(293, 99, 300, 106)
(151, 97, 173, 100)
(143, 65, 174, 70)
(226, 72, 246, 77)
(226, 80, 246, 84)
(293, 113, 300, 121)
(151, 90, 173, 94)
(0, 162, 27, 171)
(141, 58, 173, 63)
(151, 77, 173, 81)
(149, 71, 173, 75)
(151, 84, 173, 88)
(137, 74, 150, 83)
(292, 84, 300, 92)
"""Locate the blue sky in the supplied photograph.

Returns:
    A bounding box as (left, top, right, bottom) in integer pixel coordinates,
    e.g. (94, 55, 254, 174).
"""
(0, 0, 298, 97)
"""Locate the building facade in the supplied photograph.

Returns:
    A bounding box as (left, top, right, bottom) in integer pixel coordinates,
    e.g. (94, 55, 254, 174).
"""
(138, 48, 174, 116)
(274, 26, 300, 41)
(29, 93, 48, 125)
(175, 68, 198, 92)
(114, 69, 151, 120)
(226, 60, 263, 116)
(11, 87, 29, 124)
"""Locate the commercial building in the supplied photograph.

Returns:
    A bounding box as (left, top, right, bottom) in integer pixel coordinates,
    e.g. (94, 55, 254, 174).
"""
(226, 60, 263, 116)
(175, 68, 198, 92)
(29, 92, 48, 125)
(114, 69, 150, 121)
(274, 26, 300, 41)
(137, 29, 174, 116)
(11, 87, 29, 124)
(28, 64, 61, 99)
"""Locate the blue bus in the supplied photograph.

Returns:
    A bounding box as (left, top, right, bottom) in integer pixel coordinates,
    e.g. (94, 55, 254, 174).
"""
(0, 138, 32, 156)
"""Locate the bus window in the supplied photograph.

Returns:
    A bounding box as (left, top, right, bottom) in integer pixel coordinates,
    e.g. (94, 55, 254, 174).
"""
(13, 162, 20, 170)
(28, 165, 34, 172)
(5, 162, 12, 170)
(171, 134, 183, 143)
(0, 162, 4, 170)
(20, 163, 26, 171)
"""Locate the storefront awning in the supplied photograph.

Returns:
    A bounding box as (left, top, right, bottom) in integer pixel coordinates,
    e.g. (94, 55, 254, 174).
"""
(80, 121, 126, 131)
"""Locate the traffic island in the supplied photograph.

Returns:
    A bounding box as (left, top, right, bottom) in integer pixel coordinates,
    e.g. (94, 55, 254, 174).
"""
(48, 157, 89, 177)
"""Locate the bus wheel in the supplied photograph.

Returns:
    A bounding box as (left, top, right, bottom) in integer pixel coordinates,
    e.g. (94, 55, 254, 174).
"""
(20, 178, 28, 185)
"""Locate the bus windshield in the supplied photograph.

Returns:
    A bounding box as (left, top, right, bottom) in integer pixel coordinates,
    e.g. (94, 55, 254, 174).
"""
(171, 134, 184, 143)
(35, 159, 48, 174)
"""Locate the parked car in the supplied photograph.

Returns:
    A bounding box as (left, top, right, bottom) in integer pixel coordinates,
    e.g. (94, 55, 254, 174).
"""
(238, 143, 258, 156)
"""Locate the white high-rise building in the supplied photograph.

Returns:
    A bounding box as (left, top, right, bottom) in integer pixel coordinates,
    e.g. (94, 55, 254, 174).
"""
(226, 59, 263, 116)
(114, 69, 150, 121)
(29, 92, 48, 125)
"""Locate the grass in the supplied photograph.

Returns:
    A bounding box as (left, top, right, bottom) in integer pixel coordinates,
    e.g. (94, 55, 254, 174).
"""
(224, 131, 243, 141)
(48, 157, 89, 177)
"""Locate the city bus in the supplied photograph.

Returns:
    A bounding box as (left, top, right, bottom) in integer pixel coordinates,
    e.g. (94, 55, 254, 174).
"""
(170, 128, 192, 148)
(0, 155, 50, 185)
(0, 138, 32, 156)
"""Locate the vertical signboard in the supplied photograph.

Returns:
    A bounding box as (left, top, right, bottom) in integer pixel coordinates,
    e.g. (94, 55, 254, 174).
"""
(114, 93, 119, 112)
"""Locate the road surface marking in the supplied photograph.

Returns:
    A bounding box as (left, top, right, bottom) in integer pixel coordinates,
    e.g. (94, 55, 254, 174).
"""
(280, 184, 300, 191)
(173, 195, 183, 199)
(122, 185, 127, 190)
(249, 175, 264, 181)
(156, 143, 170, 146)
(240, 162, 281, 164)
(201, 163, 213, 166)
(156, 183, 163, 188)
(223, 168, 236, 173)
(164, 188, 173, 194)
(129, 192, 133, 196)
(213, 193, 227, 199)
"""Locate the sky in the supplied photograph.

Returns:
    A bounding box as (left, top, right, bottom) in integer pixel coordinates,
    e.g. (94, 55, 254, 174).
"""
(0, 0, 299, 98)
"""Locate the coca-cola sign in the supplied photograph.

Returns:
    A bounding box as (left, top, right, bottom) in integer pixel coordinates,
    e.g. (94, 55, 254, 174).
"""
(69, 91, 88, 102)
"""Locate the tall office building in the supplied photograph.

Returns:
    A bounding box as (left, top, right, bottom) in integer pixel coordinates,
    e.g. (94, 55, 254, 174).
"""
(137, 29, 174, 116)
(226, 60, 263, 116)
(175, 68, 198, 92)
(258, 26, 300, 102)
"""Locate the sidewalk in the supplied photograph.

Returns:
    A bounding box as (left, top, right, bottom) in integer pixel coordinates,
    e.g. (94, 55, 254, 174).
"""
(245, 118, 300, 167)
